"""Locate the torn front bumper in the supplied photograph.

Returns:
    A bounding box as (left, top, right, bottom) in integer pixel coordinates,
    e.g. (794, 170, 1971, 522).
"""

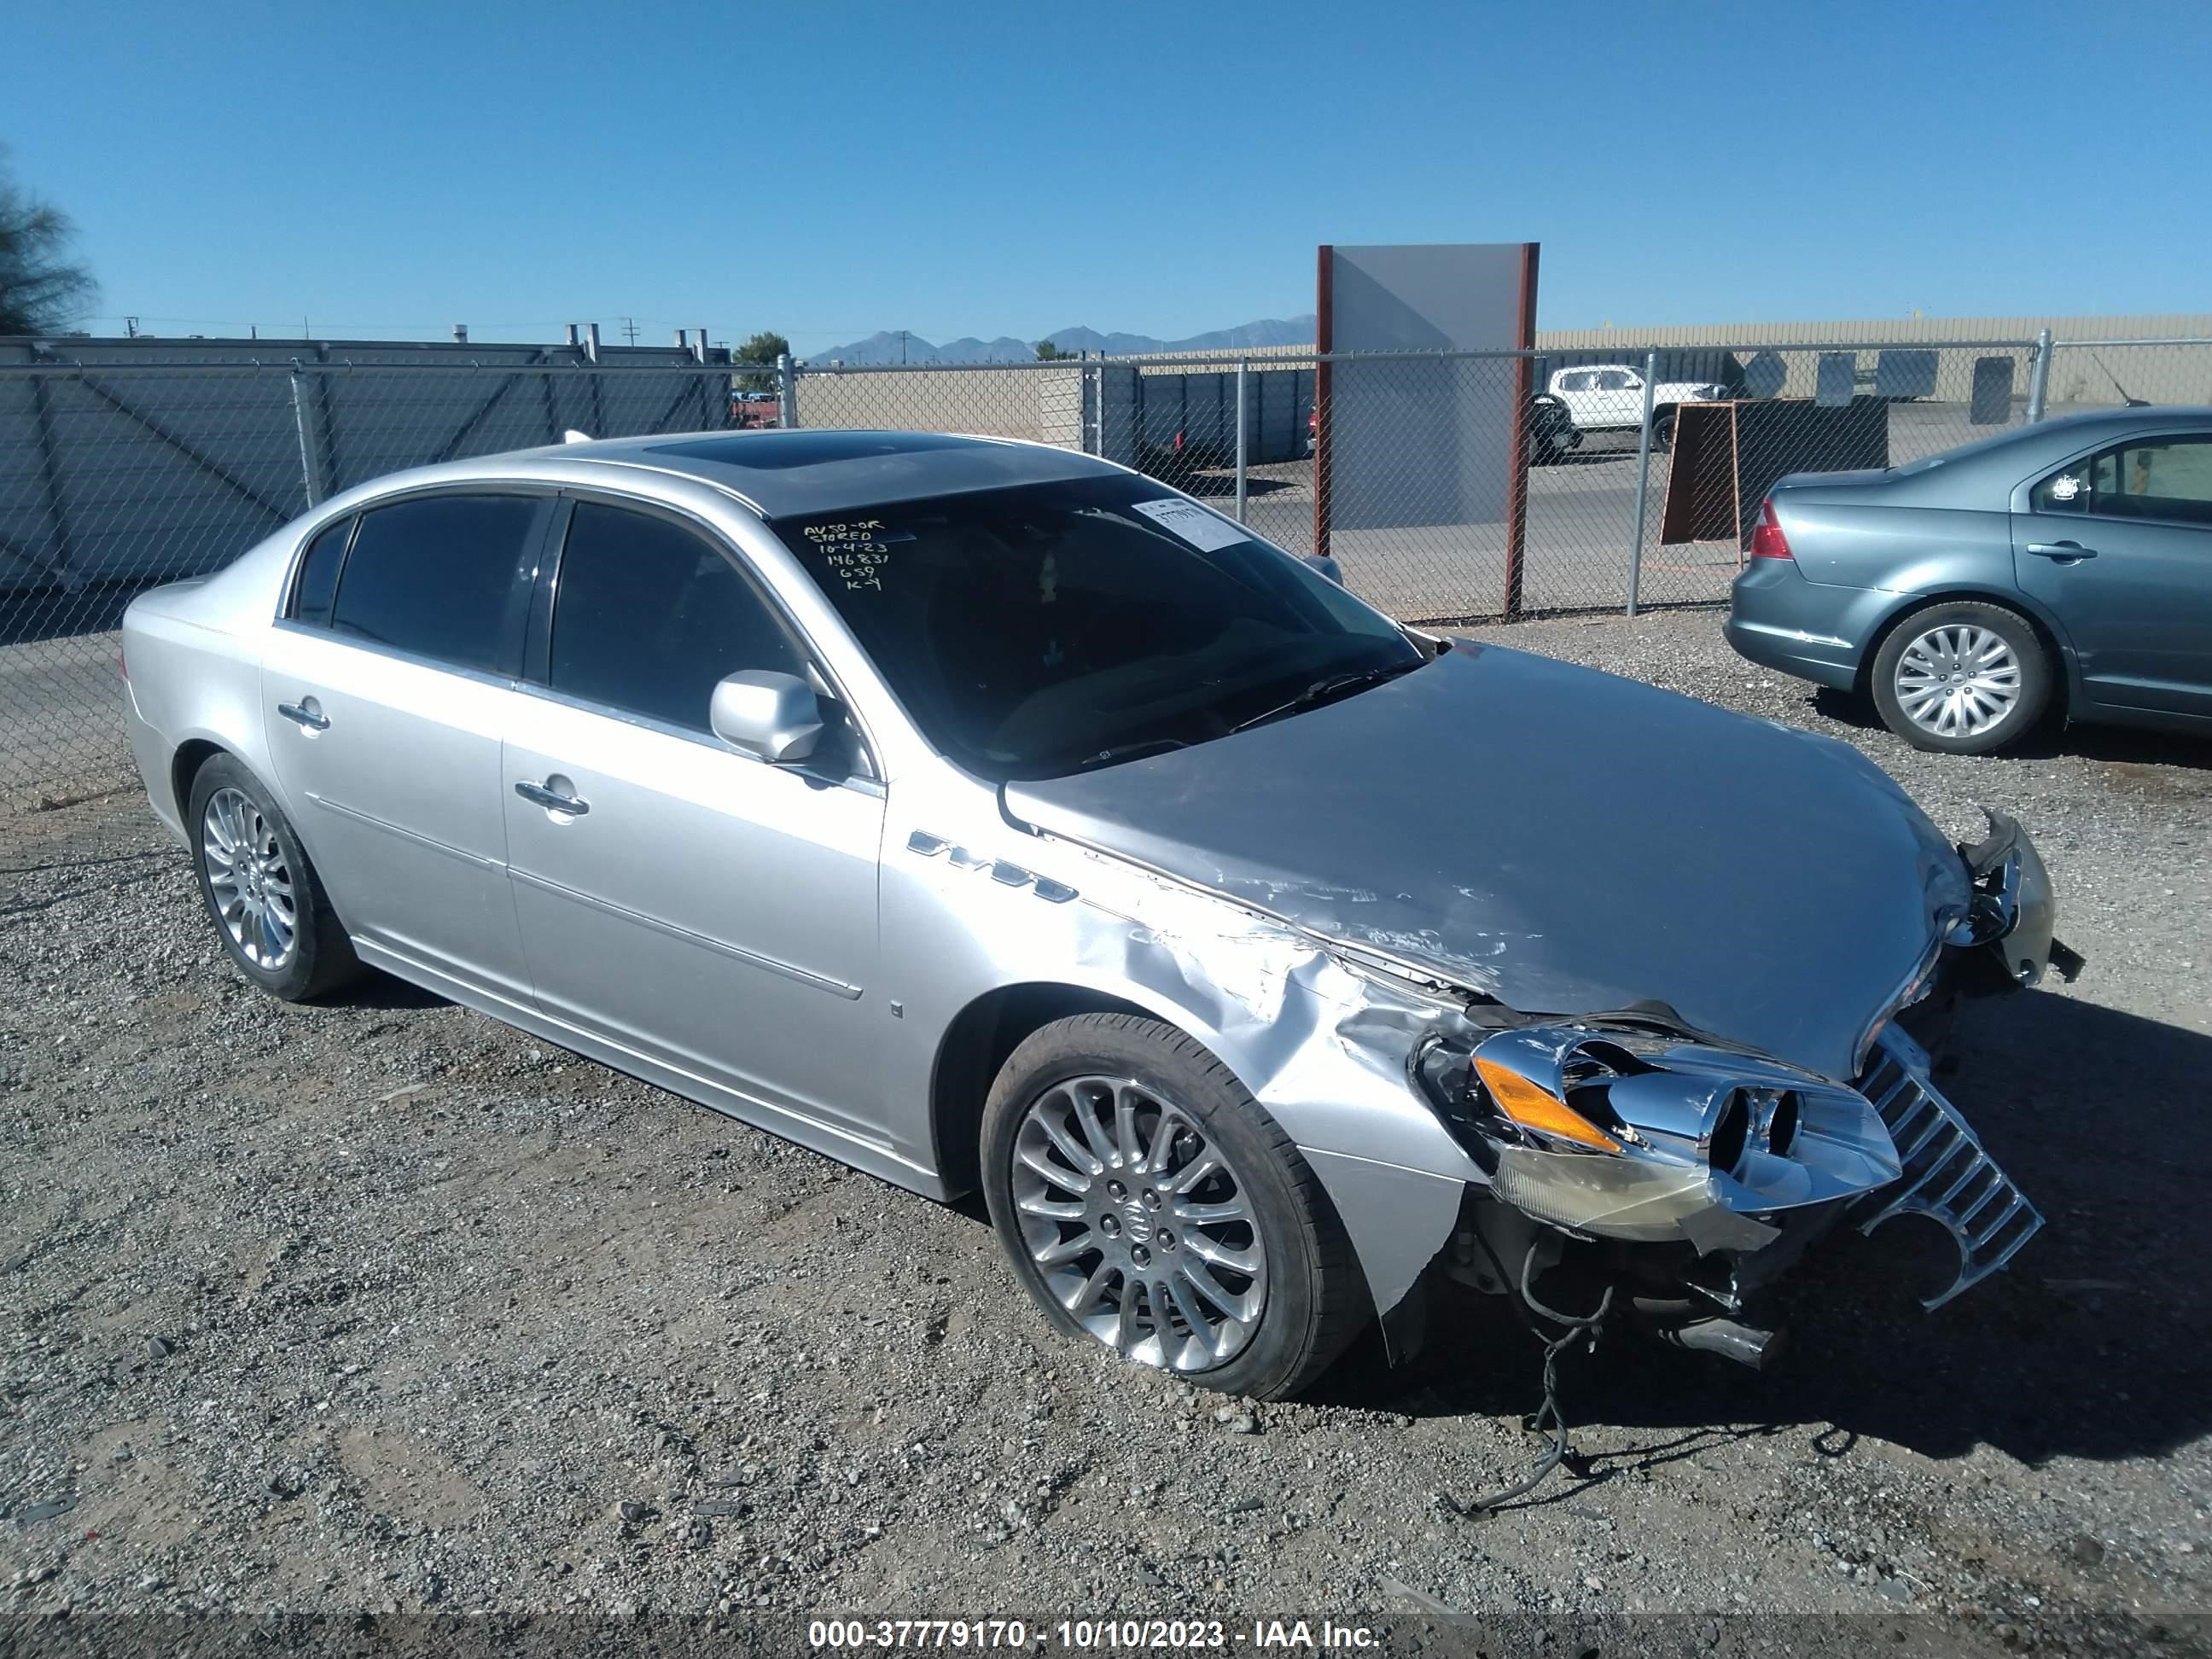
(1947, 806, 2080, 993)
(1408, 812, 2066, 1313)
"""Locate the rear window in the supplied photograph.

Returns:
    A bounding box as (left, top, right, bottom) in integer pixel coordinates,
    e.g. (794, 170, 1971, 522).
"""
(1884, 424, 2041, 478)
(288, 516, 352, 626)
(329, 495, 544, 675)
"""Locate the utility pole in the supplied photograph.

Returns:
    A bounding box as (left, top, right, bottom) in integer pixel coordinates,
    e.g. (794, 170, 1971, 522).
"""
(621, 317, 640, 347)
(899, 329, 908, 364)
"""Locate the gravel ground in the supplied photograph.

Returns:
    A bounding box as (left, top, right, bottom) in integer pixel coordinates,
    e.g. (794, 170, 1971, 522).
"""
(3, 610, 2209, 1651)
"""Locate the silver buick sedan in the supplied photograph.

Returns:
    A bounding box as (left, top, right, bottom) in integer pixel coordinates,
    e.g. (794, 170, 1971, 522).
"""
(122, 429, 2071, 1400)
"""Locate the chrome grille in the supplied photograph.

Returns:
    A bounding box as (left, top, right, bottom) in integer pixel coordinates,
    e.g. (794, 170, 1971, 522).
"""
(1849, 1031, 2043, 1308)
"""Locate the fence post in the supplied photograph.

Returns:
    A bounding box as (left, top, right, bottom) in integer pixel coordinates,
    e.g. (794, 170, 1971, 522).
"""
(2025, 327, 2052, 424)
(1233, 358, 1249, 523)
(289, 369, 324, 509)
(28, 375, 79, 587)
(1626, 348, 1660, 616)
(776, 353, 799, 429)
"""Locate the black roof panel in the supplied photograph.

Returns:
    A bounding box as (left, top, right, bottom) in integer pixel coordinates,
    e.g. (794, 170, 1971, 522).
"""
(646, 430, 985, 471)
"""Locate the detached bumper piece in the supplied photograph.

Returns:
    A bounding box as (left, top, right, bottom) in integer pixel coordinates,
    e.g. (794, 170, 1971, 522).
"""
(1850, 1030, 2042, 1307)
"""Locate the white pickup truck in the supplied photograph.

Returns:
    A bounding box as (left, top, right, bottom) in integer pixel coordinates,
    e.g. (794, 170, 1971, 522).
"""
(1547, 364, 1730, 447)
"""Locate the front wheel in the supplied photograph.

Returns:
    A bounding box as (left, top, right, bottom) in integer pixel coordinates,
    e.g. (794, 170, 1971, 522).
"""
(981, 1014, 1367, 1399)
(1870, 601, 2052, 754)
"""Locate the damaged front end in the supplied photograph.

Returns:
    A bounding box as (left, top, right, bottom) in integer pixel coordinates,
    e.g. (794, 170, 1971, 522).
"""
(1390, 808, 2073, 1360)
(1414, 1018, 2041, 1331)
(1014, 704, 2075, 1374)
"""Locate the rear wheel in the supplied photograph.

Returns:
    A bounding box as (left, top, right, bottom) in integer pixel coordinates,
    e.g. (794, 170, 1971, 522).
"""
(1650, 410, 1677, 451)
(1870, 601, 2051, 755)
(981, 1013, 1366, 1400)
(187, 754, 362, 1000)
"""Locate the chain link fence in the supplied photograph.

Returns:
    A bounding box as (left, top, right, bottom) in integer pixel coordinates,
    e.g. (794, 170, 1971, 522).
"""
(5, 335, 2209, 806)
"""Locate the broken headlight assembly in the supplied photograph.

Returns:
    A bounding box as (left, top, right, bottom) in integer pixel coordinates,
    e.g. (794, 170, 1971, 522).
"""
(1414, 1022, 1902, 1245)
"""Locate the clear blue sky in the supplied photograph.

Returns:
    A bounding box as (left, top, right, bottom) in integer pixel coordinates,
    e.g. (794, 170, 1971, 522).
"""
(10, 0, 2208, 352)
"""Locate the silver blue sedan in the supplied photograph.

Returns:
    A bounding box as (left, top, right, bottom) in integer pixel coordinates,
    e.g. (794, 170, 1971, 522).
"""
(1726, 407, 2212, 754)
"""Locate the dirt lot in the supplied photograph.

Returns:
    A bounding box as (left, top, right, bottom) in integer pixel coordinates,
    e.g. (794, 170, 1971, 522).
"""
(3, 610, 2209, 1649)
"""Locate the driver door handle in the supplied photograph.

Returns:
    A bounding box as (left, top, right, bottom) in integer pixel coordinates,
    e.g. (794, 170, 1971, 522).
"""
(515, 779, 590, 816)
(2025, 542, 2097, 561)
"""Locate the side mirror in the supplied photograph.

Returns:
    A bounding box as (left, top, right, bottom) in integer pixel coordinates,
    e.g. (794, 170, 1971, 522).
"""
(1301, 552, 1345, 585)
(709, 670, 823, 764)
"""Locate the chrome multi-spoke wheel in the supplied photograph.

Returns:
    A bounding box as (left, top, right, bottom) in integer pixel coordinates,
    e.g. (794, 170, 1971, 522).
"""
(201, 785, 299, 969)
(1010, 1074, 1267, 1372)
(1893, 624, 2022, 739)
(984, 1014, 1365, 1398)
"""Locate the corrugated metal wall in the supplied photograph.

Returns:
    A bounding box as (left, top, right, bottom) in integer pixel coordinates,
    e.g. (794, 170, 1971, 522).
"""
(0, 341, 731, 592)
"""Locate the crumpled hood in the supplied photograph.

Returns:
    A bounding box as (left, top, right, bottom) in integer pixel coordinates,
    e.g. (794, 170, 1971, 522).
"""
(1004, 643, 1970, 1082)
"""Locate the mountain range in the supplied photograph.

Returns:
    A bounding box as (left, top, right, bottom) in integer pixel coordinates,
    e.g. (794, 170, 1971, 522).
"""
(806, 316, 1317, 364)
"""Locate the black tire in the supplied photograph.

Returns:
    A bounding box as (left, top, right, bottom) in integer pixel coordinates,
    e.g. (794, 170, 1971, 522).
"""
(1651, 410, 1677, 451)
(981, 1013, 1367, 1400)
(1870, 600, 2052, 755)
(186, 754, 362, 1001)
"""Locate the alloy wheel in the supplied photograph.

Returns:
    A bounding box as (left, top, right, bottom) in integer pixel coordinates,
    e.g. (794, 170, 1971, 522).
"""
(201, 787, 298, 969)
(1010, 1074, 1267, 1372)
(1894, 625, 2023, 739)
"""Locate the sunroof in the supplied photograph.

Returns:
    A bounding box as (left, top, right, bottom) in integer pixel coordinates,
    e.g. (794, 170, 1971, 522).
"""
(647, 431, 985, 471)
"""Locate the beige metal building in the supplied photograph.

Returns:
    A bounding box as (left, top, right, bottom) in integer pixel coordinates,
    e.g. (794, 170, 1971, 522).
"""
(1533, 313, 2212, 404)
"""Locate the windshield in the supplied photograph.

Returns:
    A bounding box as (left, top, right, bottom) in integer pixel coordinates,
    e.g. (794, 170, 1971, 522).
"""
(771, 474, 1422, 780)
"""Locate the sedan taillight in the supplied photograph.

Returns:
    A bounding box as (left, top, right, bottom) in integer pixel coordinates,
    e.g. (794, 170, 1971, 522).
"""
(1749, 498, 1794, 562)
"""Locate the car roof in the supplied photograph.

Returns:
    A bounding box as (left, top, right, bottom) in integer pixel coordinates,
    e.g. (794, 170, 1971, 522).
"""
(2029, 405, 2212, 434)
(514, 428, 1120, 519)
(1910, 405, 2212, 474)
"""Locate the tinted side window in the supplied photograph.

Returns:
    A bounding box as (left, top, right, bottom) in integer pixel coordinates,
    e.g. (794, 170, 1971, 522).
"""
(2104, 438, 2212, 523)
(329, 495, 542, 673)
(290, 516, 352, 626)
(2035, 438, 2212, 523)
(548, 502, 805, 733)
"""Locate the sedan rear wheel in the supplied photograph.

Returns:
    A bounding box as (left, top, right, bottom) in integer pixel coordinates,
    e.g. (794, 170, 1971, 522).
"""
(202, 787, 297, 970)
(1871, 601, 2051, 755)
(981, 1014, 1366, 1400)
(187, 754, 362, 1001)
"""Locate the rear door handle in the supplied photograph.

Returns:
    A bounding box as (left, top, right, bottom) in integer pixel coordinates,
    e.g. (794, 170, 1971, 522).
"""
(2025, 542, 2097, 561)
(515, 778, 590, 816)
(276, 699, 329, 731)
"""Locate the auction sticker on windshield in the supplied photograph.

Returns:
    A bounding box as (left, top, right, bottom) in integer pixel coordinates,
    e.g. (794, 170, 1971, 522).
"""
(1131, 498, 1249, 552)
(801, 518, 914, 591)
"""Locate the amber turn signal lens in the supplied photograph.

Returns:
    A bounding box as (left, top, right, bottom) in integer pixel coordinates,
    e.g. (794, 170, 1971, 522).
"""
(1473, 1057, 1621, 1153)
